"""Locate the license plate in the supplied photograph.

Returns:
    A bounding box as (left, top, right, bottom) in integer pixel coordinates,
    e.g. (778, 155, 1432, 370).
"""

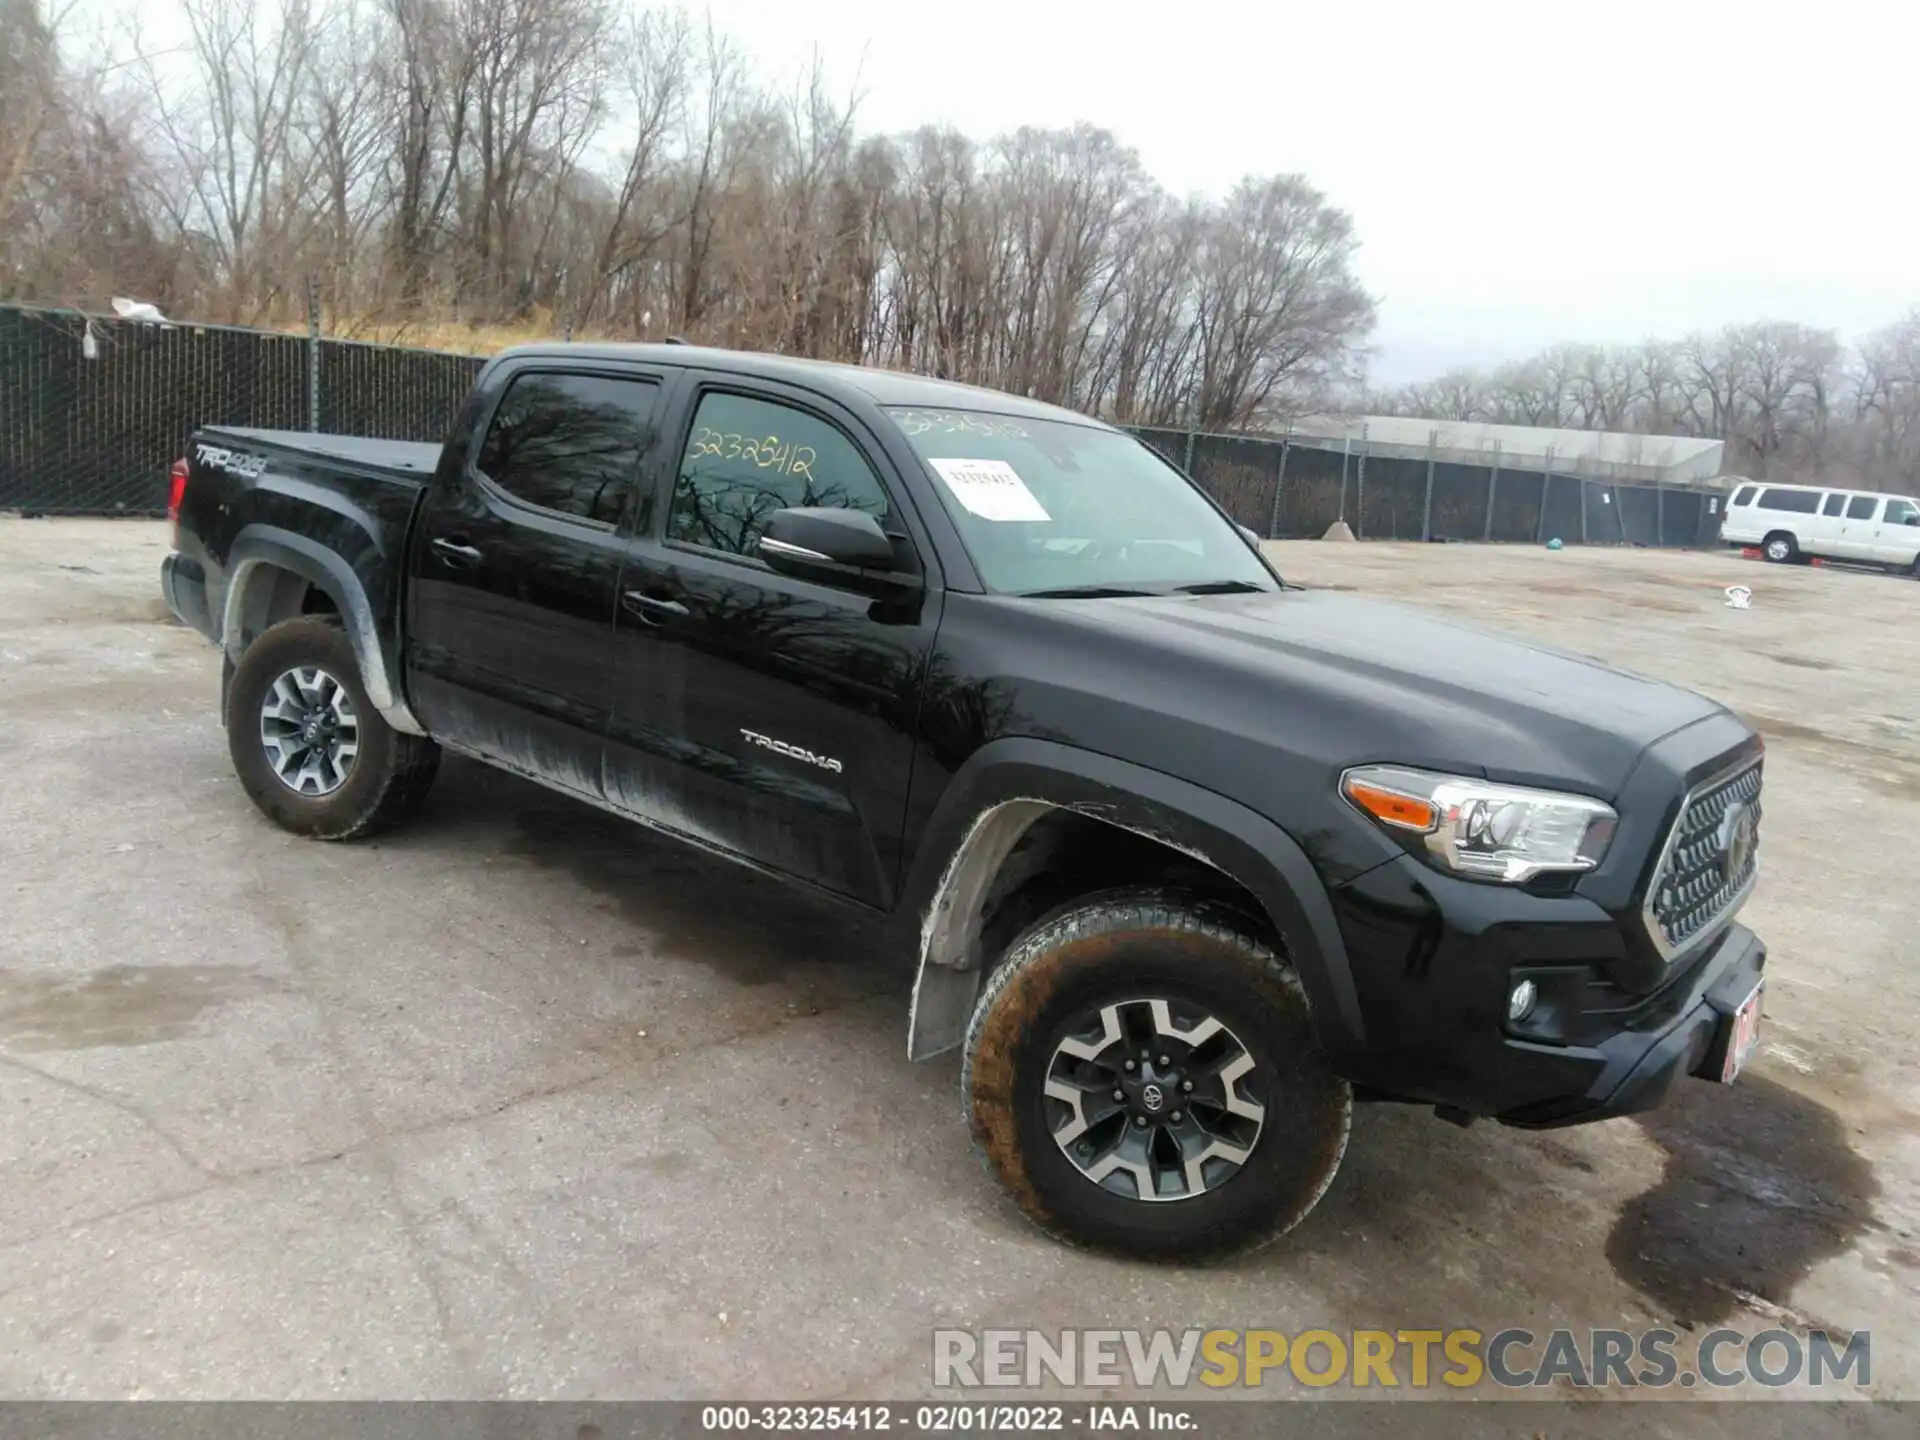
(1722, 983, 1765, 1082)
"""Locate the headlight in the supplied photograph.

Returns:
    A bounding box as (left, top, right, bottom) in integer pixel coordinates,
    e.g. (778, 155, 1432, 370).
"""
(1340, 764, 1617, 884)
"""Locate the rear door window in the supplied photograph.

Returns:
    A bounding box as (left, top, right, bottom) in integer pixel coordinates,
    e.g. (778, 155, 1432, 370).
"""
(1757, 487, 1819, 514)
(1846, 495, 1879, 520)
(1820, 493, 1846, 516)
(475, 371, 659, 525)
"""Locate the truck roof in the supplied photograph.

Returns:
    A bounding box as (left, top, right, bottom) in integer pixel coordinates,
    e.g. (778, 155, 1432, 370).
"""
(496, 343, 1114, 430)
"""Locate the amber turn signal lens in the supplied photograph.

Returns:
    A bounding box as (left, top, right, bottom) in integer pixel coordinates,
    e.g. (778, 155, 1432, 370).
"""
(1342, 778, 1437, 832)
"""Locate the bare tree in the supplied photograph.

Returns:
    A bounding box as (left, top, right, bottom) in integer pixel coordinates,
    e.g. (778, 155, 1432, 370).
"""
(1725, 321, 1839, 477)
(0, 0, 62, 252)
(1088, 193, 1203, 424)
(577, 4, 687, 331)
(302, 1, 395, 316)
(458, 0, 610, 310)
(668, 19, 757, 335)
(378, 0, 473, 306)
(1634, 340, 1685, 433)
(1374, 319, 1920, 494)
(1851, 311, 1920, 477)
(11, 0, 1379, 431)
(22, 0, 1920, 502)
(140, 0, 322, 320)
(1186, 175, 1374, 428)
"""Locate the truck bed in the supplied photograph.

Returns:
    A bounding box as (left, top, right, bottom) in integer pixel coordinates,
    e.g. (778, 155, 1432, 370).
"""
(200, 426, 443, 483)
(165, 425, 442, 716)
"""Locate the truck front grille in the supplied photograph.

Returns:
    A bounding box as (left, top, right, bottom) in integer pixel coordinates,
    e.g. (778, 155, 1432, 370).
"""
(1644, 759, 1763, 960)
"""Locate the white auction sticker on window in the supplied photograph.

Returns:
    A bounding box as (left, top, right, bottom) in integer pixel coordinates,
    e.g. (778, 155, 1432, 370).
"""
(928, 457, 1051, 522)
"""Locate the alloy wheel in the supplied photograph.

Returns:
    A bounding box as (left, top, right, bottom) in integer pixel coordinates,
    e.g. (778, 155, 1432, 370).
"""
(1043, 997, 1266, 1202)
(259, 666, 359, 797)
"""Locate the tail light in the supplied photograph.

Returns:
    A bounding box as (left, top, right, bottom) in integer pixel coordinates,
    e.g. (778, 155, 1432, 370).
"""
(167, 457, 189, 541)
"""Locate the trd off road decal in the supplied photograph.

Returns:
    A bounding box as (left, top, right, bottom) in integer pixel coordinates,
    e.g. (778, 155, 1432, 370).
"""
(194, 444, 268, 479)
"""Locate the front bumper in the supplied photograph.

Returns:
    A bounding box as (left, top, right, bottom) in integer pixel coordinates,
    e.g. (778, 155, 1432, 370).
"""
(1325, 851, 1768, 1127)
(1497, 922, 1765, 1127)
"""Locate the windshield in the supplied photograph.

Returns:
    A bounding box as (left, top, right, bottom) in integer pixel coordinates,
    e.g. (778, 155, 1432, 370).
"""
(887, 407, 1278, 596)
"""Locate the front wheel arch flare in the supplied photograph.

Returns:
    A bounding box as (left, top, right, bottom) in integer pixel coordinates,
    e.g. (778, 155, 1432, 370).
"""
(899, 742, 1369, 1064)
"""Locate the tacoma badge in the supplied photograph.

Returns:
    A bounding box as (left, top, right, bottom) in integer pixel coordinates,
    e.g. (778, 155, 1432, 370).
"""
(740, 729, 843, 774)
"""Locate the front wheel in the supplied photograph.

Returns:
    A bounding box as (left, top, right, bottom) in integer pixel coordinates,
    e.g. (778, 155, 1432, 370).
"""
(963, 891, 1351, 1260)
(225, 616, 441, 840)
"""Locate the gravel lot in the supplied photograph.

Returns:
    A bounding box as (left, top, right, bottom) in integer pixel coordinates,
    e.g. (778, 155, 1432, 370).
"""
(2, 520, 1916, 1421)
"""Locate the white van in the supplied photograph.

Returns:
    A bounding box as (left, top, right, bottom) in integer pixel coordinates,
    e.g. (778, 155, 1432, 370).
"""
(1719, 482, 1920, 574)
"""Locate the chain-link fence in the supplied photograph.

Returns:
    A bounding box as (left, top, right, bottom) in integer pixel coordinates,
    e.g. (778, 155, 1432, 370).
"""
(2, 302, 1727, 543)
(1134, 425, 1728, 548)
(0, 303, 483, 514)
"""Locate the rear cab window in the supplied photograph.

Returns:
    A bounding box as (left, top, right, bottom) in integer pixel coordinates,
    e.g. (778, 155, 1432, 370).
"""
(475, 371, 659, 525)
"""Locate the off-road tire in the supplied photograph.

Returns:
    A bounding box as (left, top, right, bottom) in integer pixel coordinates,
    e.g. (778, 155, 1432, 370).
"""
(225, 616, 440, 840)
(963, 889, 1351, 1261)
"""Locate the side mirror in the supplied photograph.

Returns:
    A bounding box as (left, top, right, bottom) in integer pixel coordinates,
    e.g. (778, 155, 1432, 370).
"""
(1236, 523, 1262, 548)
(759, 507, 919, 589)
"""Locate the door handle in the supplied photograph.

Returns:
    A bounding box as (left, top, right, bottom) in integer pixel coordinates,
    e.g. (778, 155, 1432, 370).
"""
(622, 590, 691, 624)
(430, 538, 484, 569)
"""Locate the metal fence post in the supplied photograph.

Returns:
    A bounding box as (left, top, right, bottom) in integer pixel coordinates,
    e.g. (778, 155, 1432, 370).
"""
(1267, 438, 1290, 539)
(1579, 477, 1590, 545)
(1354, 421, 1369, 539)
(1181, 426, 1197, 477)
(305, 276, 321, 432)
(1655, 484, 1665, 546)
(1422, 428, 1437, 542)
(1536, 446, 1555, 543)
(1337, 435, 1351, 521)
(1484, 440, 1501, 541)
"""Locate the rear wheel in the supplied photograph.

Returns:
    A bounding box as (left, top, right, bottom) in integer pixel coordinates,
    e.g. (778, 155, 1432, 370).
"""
(225, 616, 440, 840)
(1762, 532, 1799, 563)
(964, 890, 1350, 1260)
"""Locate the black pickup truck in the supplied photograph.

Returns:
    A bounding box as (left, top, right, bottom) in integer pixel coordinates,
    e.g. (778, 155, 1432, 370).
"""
(161, 343, 1769, 1258)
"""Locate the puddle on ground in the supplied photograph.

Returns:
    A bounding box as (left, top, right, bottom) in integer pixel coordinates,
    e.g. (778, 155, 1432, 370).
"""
(1607, 1073, 1877, 1325)
(0, 965, 280, 1053)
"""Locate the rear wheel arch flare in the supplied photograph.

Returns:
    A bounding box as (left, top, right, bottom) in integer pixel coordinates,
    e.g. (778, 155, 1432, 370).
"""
(219, 532, 423, 734)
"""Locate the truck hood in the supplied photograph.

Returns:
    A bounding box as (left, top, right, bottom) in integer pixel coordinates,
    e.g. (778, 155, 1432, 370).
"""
(1028, 587, 1727, 799)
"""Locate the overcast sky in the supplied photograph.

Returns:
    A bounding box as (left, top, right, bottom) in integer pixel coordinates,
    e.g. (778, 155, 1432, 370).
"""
(116, 0, 1915, 385)
(695, 0, 1916, 384)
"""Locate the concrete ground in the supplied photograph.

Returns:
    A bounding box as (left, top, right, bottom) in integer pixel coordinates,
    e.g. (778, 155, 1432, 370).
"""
(1, 520, 1915, 1421)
